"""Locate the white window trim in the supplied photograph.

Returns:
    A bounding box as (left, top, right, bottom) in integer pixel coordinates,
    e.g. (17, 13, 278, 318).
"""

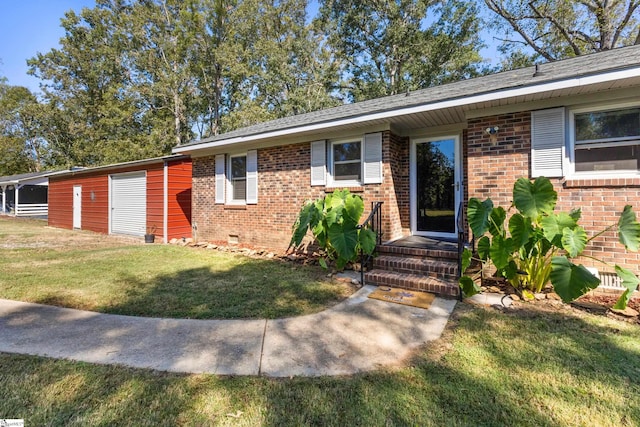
(227, 153, 247, 205)
(567, 100, 640, 179)
(327, 138, 363, 187)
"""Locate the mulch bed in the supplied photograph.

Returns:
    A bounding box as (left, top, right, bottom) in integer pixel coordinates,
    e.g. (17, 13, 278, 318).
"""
(480, 277, 640, 325)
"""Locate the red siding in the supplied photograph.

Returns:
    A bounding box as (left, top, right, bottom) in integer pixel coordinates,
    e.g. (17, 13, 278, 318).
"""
(48, 158, 192, 241)
(49, 173, 109, 234)
(146, 164, 164, 238)
(166, 159, 192, 240)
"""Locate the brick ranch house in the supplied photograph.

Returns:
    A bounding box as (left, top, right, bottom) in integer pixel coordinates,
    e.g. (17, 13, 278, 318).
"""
(174, 45, 640, 297)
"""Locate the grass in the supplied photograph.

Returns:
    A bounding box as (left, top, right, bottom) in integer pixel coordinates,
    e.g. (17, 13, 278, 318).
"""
(1, 304, 639, 426)
(0, 217, 352, 319)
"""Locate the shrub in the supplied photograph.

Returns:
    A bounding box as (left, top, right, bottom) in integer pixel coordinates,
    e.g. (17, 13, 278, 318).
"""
(290, 189, 377, 269)
(459, 177, 640, 309)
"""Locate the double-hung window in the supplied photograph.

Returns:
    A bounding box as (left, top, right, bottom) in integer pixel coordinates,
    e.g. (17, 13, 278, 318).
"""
(332, 141, 362, 184)
(572, 105, 640, 174)
(215, 150, 258, 205)
(229, 154, 247, 202)
(310, 133, 382, 186)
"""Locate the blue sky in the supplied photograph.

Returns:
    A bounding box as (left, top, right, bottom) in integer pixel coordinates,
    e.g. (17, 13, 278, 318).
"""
(0, 1, 499, 93)
(0, 1, 96, 90)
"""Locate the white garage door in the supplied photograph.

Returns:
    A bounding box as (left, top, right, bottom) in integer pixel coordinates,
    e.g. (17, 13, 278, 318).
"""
(111, 172, 146, 236)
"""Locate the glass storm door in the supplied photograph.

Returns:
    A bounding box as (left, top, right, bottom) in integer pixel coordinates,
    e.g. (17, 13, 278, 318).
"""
(412, 137, 461, 238)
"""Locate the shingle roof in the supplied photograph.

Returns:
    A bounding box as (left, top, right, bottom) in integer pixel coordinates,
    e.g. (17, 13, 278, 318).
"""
(178, 44, 640, 149)
(0, 171, 53, 185)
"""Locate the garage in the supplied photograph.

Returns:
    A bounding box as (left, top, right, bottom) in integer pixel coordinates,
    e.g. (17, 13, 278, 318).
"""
(48, 155, 192, 242)
(111, 172, 147, 236)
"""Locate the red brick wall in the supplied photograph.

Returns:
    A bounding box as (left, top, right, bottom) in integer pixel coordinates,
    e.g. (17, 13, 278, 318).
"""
(191, 131, 409, 251)
(467, 112, 640, 271)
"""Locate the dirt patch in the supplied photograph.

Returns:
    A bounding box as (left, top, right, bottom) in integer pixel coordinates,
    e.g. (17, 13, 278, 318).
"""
(0, 217, 144, 251)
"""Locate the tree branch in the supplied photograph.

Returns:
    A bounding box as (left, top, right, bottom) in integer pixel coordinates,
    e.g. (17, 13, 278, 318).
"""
(484, 0, 556, 61)
(527, 1, 583, 56)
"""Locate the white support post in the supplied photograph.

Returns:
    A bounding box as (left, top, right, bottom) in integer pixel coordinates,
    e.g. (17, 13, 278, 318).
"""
(1, 185, 5, 214)
(14, 185, 20, 216)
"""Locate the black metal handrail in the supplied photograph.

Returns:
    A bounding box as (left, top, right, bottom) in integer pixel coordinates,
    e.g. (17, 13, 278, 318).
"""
(456, 201, 466, 301)
(358, 201, 384, 286)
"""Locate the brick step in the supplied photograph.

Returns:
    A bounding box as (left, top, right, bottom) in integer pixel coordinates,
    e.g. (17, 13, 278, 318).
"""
(376, 244, 458, 261)
(372, 255, 458, 280)
(365, 269, 460, 298)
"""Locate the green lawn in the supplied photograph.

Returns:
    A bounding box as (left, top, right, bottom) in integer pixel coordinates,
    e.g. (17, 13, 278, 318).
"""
(0, 217, 352, 319)
(1, 304, 638, 426)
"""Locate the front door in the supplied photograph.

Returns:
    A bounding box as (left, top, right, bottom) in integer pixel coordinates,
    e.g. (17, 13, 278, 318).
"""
(411, 136, 461, 239)
(73, 185, 82, 229)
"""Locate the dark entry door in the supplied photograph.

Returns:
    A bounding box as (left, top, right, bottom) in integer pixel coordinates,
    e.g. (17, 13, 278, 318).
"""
(415, 138, 458, 236)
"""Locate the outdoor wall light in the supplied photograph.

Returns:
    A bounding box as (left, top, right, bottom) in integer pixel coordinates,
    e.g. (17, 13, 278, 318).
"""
(485, 126, 500, 135)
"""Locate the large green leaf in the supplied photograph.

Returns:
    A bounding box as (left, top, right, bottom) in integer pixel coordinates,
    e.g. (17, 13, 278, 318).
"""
(489, 206, 506, 237)
(324, 205, 342, 228)
(467, 198, 493, 237)
(490, 235, 513, 270)
(344, 194, 364, 223)
(477, 236, 490, 260)
(618, 205, 640, 252)
(459, 276, 481, 297)
(461, 247, 472, 273)
(290, 202, 314, 247)
(541, 212, 577, 247)
(513, 177, 557, 219)
(358, 228, 377, 255)
(328, 222, 359, 261)
(561, 226, 587, 258)
(550, 256, 600, 302)
(613, 265, 640, 310)
(508, 213, 531, 249)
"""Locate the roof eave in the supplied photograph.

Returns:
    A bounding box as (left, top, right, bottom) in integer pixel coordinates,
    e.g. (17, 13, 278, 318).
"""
(173, 66, 640, 156)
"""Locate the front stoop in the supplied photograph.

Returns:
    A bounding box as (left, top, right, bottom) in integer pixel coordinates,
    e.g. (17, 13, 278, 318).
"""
(364, 244, 460, 298)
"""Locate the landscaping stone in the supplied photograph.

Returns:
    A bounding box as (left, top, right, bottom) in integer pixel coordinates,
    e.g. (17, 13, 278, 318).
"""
(510, 294, 521, 301)
(547, 292, 562, 301)
(534, 293, 546, 300)
(571, 301, 609, 314)
(610, 306, 639, 318)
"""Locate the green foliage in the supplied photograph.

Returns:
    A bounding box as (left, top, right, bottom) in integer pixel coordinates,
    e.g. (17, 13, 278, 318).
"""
(290, 189, 376, 269)
(485, 0, 640, 63)
(316, 0, 485, 101)
(459, 176, 640, 309)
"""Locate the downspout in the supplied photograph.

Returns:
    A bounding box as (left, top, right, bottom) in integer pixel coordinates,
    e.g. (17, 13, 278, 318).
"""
(163, 160, 169, 243)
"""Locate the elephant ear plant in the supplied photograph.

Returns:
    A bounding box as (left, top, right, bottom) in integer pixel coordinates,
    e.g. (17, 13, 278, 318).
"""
(290, 189, 377, 270)
(459, 176, 640, 309)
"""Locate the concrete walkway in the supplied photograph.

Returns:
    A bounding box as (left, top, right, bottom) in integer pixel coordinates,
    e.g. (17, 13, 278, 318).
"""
(0, 286, 457, 377)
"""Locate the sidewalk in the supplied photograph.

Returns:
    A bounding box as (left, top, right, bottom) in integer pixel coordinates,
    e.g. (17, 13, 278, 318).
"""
(0, 286, 456, 377)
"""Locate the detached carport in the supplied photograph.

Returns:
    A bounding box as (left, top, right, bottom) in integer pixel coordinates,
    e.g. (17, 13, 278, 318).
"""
(47, 155, 192, 242)
(0, 171, 61, 217)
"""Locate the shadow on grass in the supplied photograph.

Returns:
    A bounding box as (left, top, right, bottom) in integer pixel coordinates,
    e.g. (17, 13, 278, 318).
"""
(94, 259, 348, 319)
(256, 305, 640, 426)
(1, 305, 638, 426)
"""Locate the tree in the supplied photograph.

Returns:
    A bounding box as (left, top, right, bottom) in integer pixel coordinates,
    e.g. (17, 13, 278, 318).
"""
(485, 0, 640, 63)
(316, 0, 485, 101)
(27, 0, 340, 167)
(28, 1, 161, 167)
(0, 80, 49, 175)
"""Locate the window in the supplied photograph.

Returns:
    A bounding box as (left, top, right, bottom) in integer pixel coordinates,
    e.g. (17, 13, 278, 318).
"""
(310, 134, 382, 187)
(573, 106, 640, 173)
(332, 141, 361, 182)
(229, 155, 247, 202)
(215, 150, 257, 205)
